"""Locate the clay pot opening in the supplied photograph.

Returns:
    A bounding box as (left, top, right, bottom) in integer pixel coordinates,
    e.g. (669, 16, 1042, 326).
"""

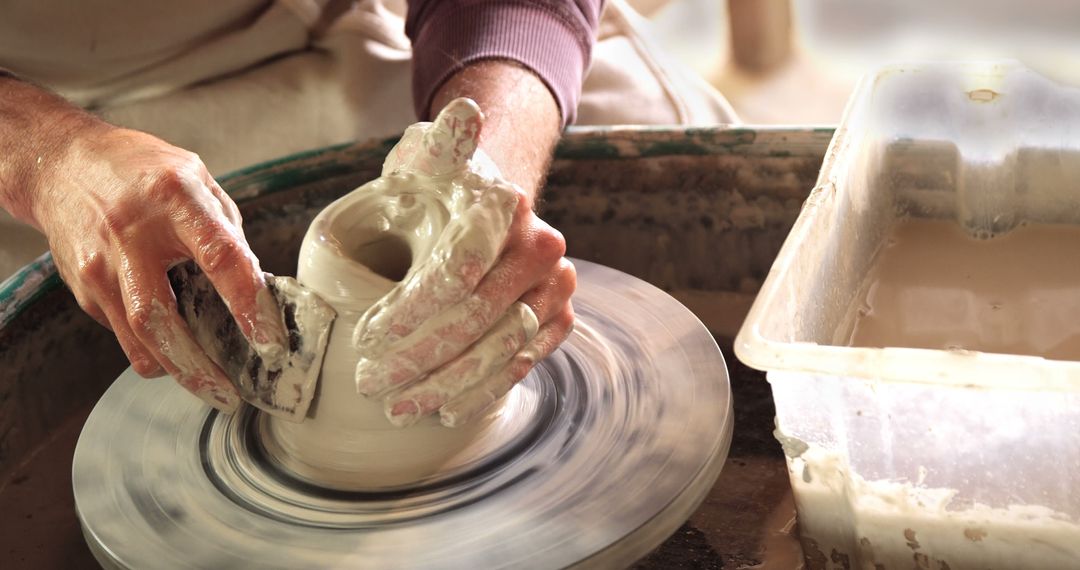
(346, 231, 412, 283)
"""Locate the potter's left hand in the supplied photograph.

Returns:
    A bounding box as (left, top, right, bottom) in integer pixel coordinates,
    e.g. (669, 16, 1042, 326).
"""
(352, 99, 576, 427)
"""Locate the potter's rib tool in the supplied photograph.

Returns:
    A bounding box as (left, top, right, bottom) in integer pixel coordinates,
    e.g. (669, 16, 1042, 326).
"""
(169, 261, 336, 422)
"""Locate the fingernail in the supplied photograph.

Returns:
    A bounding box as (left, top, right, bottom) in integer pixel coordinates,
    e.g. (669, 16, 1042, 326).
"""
(354, 359, 383, 396)
(440, 378, 515, 428)
(181, 375, 241, 413)
(440, 408, 463, 428)
(206, 387, 241, 413)
(138, 362, 167, 379)
(133, 358, 155, 377)
(352, 326, 382, 356)
(356, 359, 421, 397)
(440, 399, 483, 428)
(385, 399, 420, 427)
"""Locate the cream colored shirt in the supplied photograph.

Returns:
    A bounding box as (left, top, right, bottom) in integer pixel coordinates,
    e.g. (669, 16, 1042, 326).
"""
(0, 0, 736, 277)
(0, 0, 321, 108)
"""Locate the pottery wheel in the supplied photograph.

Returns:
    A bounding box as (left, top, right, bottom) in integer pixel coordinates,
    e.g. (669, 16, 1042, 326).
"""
(73, 259, 733, 569)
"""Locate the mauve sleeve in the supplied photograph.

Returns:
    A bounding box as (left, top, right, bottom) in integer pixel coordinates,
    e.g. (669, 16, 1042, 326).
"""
(406, 0, 604, 127)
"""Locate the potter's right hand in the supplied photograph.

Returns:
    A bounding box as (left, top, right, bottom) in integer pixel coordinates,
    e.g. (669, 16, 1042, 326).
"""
(24, 124, 287, 412)
(351, 99, 576, 428)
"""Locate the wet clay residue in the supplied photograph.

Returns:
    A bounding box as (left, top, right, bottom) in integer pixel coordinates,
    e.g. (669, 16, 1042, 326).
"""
(904, 528, 921, 550)
(801, 537, 829, 570)
(964, 527, 988, 542)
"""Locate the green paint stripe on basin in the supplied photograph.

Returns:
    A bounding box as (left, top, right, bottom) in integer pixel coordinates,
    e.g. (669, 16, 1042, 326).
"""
(0, 252, 61, 328)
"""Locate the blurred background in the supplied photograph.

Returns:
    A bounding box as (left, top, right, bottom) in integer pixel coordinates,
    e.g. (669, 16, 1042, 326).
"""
(632, 0, 1080, 124)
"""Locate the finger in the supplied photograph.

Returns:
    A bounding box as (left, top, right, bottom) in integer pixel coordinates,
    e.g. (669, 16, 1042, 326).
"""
(353, 255, 572, 395)
(390, 98, 483, 177)
(74, 296, 111, 331)
(64, 254, 165, 378)
(464, 211, 569, 322)
(418, 98, 483, 176)
(93, 288, 166, 378)
(353, 181, 518, 355)
(203, 175, 242, 228)
(76, 295, 160, 377)
(382, 124, 426, 175)
(62, 250, 115, 331)
(175, 210, 288, 365)
(116, 250, 241, 412)
(440, 303, 575, 428)
(516, 257, 577, 325)
(380, 302, 539, 427)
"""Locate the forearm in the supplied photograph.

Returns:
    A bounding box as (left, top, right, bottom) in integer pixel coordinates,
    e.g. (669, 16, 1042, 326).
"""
(407, 0, 602, 203)
(0, 75, 105, 228)
(430, 60, 561, 206)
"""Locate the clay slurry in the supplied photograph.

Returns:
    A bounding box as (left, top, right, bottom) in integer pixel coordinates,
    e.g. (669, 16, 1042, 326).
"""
(846, 218, 1080, 360)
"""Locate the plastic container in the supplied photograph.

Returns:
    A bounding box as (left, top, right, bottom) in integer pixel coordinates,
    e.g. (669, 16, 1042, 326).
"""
(735, 62, 1080, 569)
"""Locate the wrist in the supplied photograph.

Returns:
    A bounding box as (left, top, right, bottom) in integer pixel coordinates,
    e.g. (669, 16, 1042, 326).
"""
(430, 60, 561, 205)
(30, 118, 115, 231)
(0, 76, 112, 228)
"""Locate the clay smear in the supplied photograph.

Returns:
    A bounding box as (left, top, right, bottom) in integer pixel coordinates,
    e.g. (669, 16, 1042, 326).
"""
(788, 444, 1080, 569)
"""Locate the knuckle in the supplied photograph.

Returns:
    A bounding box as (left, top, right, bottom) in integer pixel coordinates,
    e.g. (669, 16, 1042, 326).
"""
(509, 357, 534, 381)
(75, 251, 110, 285)
(101, 207, 135, 237)
(197, 232, 246, 274)
(144, 162, 203, 205)
(555, 259, 577, 292)
(532, 227, 567, 262)
(227, 202, 243, 225)
(184, 149, 205, 167)
(146, 167, 189, 200)
(557, 304, 576, 329)
(127, 304, 158, 338)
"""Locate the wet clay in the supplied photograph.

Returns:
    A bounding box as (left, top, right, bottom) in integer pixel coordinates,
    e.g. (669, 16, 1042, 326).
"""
(788, 444, 1080, 569)
(261, 99, 524, 490)
(847, 218, 1080, 360)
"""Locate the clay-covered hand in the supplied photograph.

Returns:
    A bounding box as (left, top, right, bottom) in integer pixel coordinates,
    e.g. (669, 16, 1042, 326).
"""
(352, 99, 576, 427)
(31, 125, 287, 411)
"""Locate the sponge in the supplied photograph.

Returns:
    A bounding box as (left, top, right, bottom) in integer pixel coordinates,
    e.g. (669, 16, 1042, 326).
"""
(168, 261, 336, 422)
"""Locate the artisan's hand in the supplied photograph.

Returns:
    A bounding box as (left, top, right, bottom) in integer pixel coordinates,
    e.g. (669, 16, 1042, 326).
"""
(0, 79, 287, 412)
(51, 128, 291, 410)
(353, 97, 576, 427)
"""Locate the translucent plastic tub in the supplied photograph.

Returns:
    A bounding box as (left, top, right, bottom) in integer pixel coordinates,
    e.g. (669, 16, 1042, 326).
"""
(735, 62, 1080, 569)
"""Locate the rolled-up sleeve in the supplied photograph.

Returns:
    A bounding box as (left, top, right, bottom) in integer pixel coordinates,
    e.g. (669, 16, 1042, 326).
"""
(406, 0, 603, 127)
